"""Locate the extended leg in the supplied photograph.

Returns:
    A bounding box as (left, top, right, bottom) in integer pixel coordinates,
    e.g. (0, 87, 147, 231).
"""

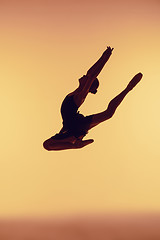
(89, 73, 143, 129)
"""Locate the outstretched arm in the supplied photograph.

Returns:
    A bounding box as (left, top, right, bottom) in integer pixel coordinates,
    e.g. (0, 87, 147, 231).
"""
(80, 47, 113, 97)
(73, 46, 113, 108)
(87, 46, 114, 78)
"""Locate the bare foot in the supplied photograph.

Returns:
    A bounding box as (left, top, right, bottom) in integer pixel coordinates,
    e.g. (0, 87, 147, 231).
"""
(127, 73, 143, 91)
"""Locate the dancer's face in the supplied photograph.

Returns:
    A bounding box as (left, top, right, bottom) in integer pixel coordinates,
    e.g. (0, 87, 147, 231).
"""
(90, 88, 98, 94)
(89, 78, 99, 94)
(78, 76, 99, 94)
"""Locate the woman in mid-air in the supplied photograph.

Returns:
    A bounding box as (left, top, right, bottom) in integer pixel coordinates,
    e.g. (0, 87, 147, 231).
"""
(43, 46, 143, 151)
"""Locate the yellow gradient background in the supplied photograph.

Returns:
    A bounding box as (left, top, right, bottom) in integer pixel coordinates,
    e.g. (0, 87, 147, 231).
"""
(0, 0, 160, 217)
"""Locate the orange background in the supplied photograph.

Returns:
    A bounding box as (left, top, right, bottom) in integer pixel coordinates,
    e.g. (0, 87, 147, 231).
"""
(0, 0, 160, 217)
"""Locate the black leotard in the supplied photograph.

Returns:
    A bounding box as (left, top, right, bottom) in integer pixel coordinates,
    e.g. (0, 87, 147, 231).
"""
(51, 95, 93, 140)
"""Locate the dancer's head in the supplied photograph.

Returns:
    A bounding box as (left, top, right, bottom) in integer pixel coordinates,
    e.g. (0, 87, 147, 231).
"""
(89, 78, 99, 94)
(79, 75, 99, 94)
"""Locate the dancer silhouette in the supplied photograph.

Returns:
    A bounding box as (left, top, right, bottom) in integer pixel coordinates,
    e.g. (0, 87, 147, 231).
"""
(43, 46, 143, 151)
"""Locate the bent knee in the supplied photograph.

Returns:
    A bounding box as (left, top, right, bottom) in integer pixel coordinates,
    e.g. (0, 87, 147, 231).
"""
(104, 109, 115, 120)
(106, 112, 114, 119)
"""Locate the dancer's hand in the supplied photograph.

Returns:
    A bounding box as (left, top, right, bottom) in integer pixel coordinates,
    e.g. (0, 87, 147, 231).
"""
(103, 46, 113, 57)
(106, 46, 114, 53)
